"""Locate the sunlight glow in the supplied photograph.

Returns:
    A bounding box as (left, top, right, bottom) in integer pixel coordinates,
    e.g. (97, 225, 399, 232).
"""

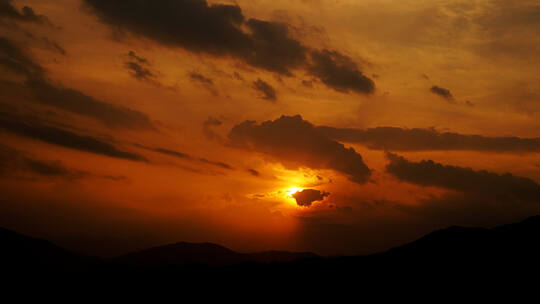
(286, 187, 303, 197)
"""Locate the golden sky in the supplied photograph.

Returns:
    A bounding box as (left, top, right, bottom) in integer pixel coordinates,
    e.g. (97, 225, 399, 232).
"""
(1, 0, 539, 256)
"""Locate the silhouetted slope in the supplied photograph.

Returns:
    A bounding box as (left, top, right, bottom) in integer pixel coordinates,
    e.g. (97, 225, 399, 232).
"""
(495, 215, 540, 235)
(1, 215, 539, 278)
(113, 242, 245, 266)
(376, 216, 540, 267)
(493, 215, 540, 258)
(383, 226, 498, 258)
(245, 250, 319, 263)
(113, 242, 319, 266)
(0, 227, 84, 271)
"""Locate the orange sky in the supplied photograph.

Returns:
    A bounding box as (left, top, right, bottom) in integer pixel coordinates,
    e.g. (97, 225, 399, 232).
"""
(0, 0, 539, 257)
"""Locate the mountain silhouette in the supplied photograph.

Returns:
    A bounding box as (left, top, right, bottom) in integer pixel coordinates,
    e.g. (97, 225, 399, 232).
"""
(2, 215, 540, 279)
(113, 242, 319, 266)
(379, 215, 540, 262)
(0, 227, 87, 271)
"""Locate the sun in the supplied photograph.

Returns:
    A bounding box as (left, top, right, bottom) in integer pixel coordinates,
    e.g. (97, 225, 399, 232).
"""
(286, 187, 303, 197)
(279, 187, 303, 207)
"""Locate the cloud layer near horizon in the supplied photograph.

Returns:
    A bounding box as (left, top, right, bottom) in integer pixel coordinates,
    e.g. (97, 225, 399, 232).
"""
(228, 115, 371, 184)
(318, 125, 540, 152)
(386, 152, 540, 204)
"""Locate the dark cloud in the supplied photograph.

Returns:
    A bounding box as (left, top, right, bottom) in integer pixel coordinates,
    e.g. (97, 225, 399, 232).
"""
(317, 125, 540, 152)
(292, 189, 329, 207)
(83, 0, 248, 57)
(125, 61, 155, 81)
(203, 116, 222, 140)
(252, 78, 277, 101)
(135, 143, 233, 170)
(127, 50, 148, 64)
(247, 169, 260, 177)
(430, 85, 454, 101)
(0, 37, 155, 130)
(308, 49, 375, 94)
(8, 30, 66, 56)
(0, 112, 147, 162)
(190, 72, 218, 96)
(124, 51, 162, 86)
(83, 0, 305, 74)
(19, 32, 67, 56)
(134, 144, 190, 159)
(41, 37, 66, 56)
(153, 148, 189, 159)
(228, 115, 371, 184)
(0, 36, 44, 77)
(124, 51, 160, 84)
(244, 18, 306, 75)
(82, 0, 375, 94)
(386, 152, 540, 203)
(198, 158, 233, 170)
(0, 143, 86, 180)
(0, 0, 51, 25)
(26, 80, 155, 130)
(22, 158, 82, 178)
(190, 72, 213, 85)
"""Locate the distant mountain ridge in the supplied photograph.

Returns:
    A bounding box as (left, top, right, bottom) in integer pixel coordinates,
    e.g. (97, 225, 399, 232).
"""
(382, 215, 540, 260)
(113, 241, 319, 266)
(0, 227, 87, 270)
(2, 215, 540, 273)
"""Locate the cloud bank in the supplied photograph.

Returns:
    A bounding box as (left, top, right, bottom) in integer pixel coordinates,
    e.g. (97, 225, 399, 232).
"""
(318, 125, 540, 153)
(83, 0, 375, 95)
(386, 152, 540, 203)
(228, 115, 371, 184)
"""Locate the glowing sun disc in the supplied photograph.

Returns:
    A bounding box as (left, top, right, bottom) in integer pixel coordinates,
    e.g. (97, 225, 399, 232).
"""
(286, 187, 303, 196)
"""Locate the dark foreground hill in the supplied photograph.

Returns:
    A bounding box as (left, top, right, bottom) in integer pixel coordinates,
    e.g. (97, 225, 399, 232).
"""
(379, 216, 540, 261)
(0, 227, 91, 271)
(113, 242, 319, 266)
(2, 216, 540, 287)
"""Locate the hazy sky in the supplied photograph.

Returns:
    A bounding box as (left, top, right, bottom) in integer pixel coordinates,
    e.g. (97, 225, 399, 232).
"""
(1, 0, 539, 256)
